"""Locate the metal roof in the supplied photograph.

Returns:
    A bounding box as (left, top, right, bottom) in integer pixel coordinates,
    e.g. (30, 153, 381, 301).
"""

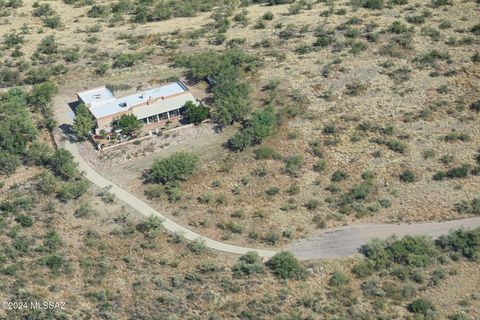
(77, 82, 191, 119)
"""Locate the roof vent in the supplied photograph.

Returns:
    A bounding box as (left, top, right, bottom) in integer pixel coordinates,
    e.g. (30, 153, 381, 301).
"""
(119, 102, 127, 108)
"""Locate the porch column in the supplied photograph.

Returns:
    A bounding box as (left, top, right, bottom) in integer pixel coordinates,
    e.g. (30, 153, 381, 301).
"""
(156, 114, 160, 122)
(167, 111, 170, 119)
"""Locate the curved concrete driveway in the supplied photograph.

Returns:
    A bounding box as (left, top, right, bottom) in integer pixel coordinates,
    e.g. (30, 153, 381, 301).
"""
(64, 138, 480, 260)
(64, 139, 277, 258)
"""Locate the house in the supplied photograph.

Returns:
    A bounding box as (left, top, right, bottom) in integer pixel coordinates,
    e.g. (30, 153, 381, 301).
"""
(77, 81, 197, 134)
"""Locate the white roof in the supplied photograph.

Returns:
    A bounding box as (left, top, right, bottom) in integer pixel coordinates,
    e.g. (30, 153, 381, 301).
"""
(77, 82, 191, 119)
(77, 86, 115, 106)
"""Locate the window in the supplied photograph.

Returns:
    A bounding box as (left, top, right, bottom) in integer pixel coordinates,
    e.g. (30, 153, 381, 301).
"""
(159, 112, 169, 120)
(170, 109, 180, 117)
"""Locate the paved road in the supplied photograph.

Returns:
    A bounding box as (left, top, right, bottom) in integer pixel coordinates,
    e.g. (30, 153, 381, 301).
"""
(288, 217, 480, 259)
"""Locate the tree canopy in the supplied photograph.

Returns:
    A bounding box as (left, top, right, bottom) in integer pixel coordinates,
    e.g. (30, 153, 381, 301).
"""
(185, 100, 209, 124)
(0, 88, 37, 156)
(116, 114, 142, 136)
(73, 104, 95, 140)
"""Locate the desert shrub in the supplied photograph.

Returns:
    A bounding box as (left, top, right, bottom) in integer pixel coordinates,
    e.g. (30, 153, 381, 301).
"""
(36, 171, 59, 195)
(284, 155, 304, 176)
(351, 0, 384, 9)
(87, 4, 109, 18)
(137, 215, 164, 238)
(35, 35, 58, 55)
(74, 203, 92, 218)
(388, 21, 410, 34)
(232, 252, 264, 277)
(305, 199, 320, 210)
(330, 270, 350, 286)
(0, 152, 21, 175)
(262, 11, 274, 20)
(188, 238, 207, 254)
(57, 178, 89, 202)
(113, 52, 144, 68)
(228, 107, 277, 151)
(313, 159, 326, 172)
(408, 298, 435, 315)
(331, 170, 348, 182)
(359, 235, 438, 271)
(147, 152, 200, 185)
(266, 251, 307, 280)
(399, 170, 416, 183)
(444, 132, 470, 142)
(415, 50, 450, 65)
(144, 184, 163, 199)
(26, 142, 52, 166)
(254, 146, 282, 160)
(436, 228, 480, 260)
(470, 100, 480, 112)
(434, 165, 470, 181)
(431, 0, 451, 7)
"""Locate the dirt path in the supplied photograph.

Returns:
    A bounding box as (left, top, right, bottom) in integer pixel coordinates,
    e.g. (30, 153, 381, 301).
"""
(288, 217, 480, 259)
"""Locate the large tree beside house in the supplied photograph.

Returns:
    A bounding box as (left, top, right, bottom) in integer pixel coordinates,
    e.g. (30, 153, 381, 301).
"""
(73, 104, 94, 140)
(185, 100, 209, 124)
(116, 114, 142, 136)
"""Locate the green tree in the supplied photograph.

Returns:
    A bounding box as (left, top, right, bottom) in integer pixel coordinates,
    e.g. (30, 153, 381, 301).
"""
(185, 100, 209, 124)
(116, 114, 142, 136)
(27, 81, 58, 108)
(49, 149, 77, 180)
(147, 151, 200, 184)
(73, 104, 95, 140)
(0, 88, 37, 156)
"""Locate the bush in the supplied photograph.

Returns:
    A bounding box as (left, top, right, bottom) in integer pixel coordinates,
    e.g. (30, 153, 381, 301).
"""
(330, 270, 350, 286)
(266, 251, 307, 280)
(284, 155, 304, 176)
(360, 235, 438, 270)
(470, 100, 480, 112)
(0, 152, 21, 175)
(232, 252, 264, 277)
(436, 228, 480, 259)
(147, 152, 200, 184)
(408, 298, 435, 315)
(313, 159, 326, 173)
(137, 215, 164, 238)
(228, 107, 277, 151)
(188, 238, 207, 254)
(113, 52, 144, 68)
(331, 170, 348, 182)
(399, 170, 416, 183)
(254, 146, 282, 160)
(57, 178, 89, 202)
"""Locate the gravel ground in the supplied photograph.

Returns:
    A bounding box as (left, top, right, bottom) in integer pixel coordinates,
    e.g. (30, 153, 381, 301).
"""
(78, 124, 216, 171)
